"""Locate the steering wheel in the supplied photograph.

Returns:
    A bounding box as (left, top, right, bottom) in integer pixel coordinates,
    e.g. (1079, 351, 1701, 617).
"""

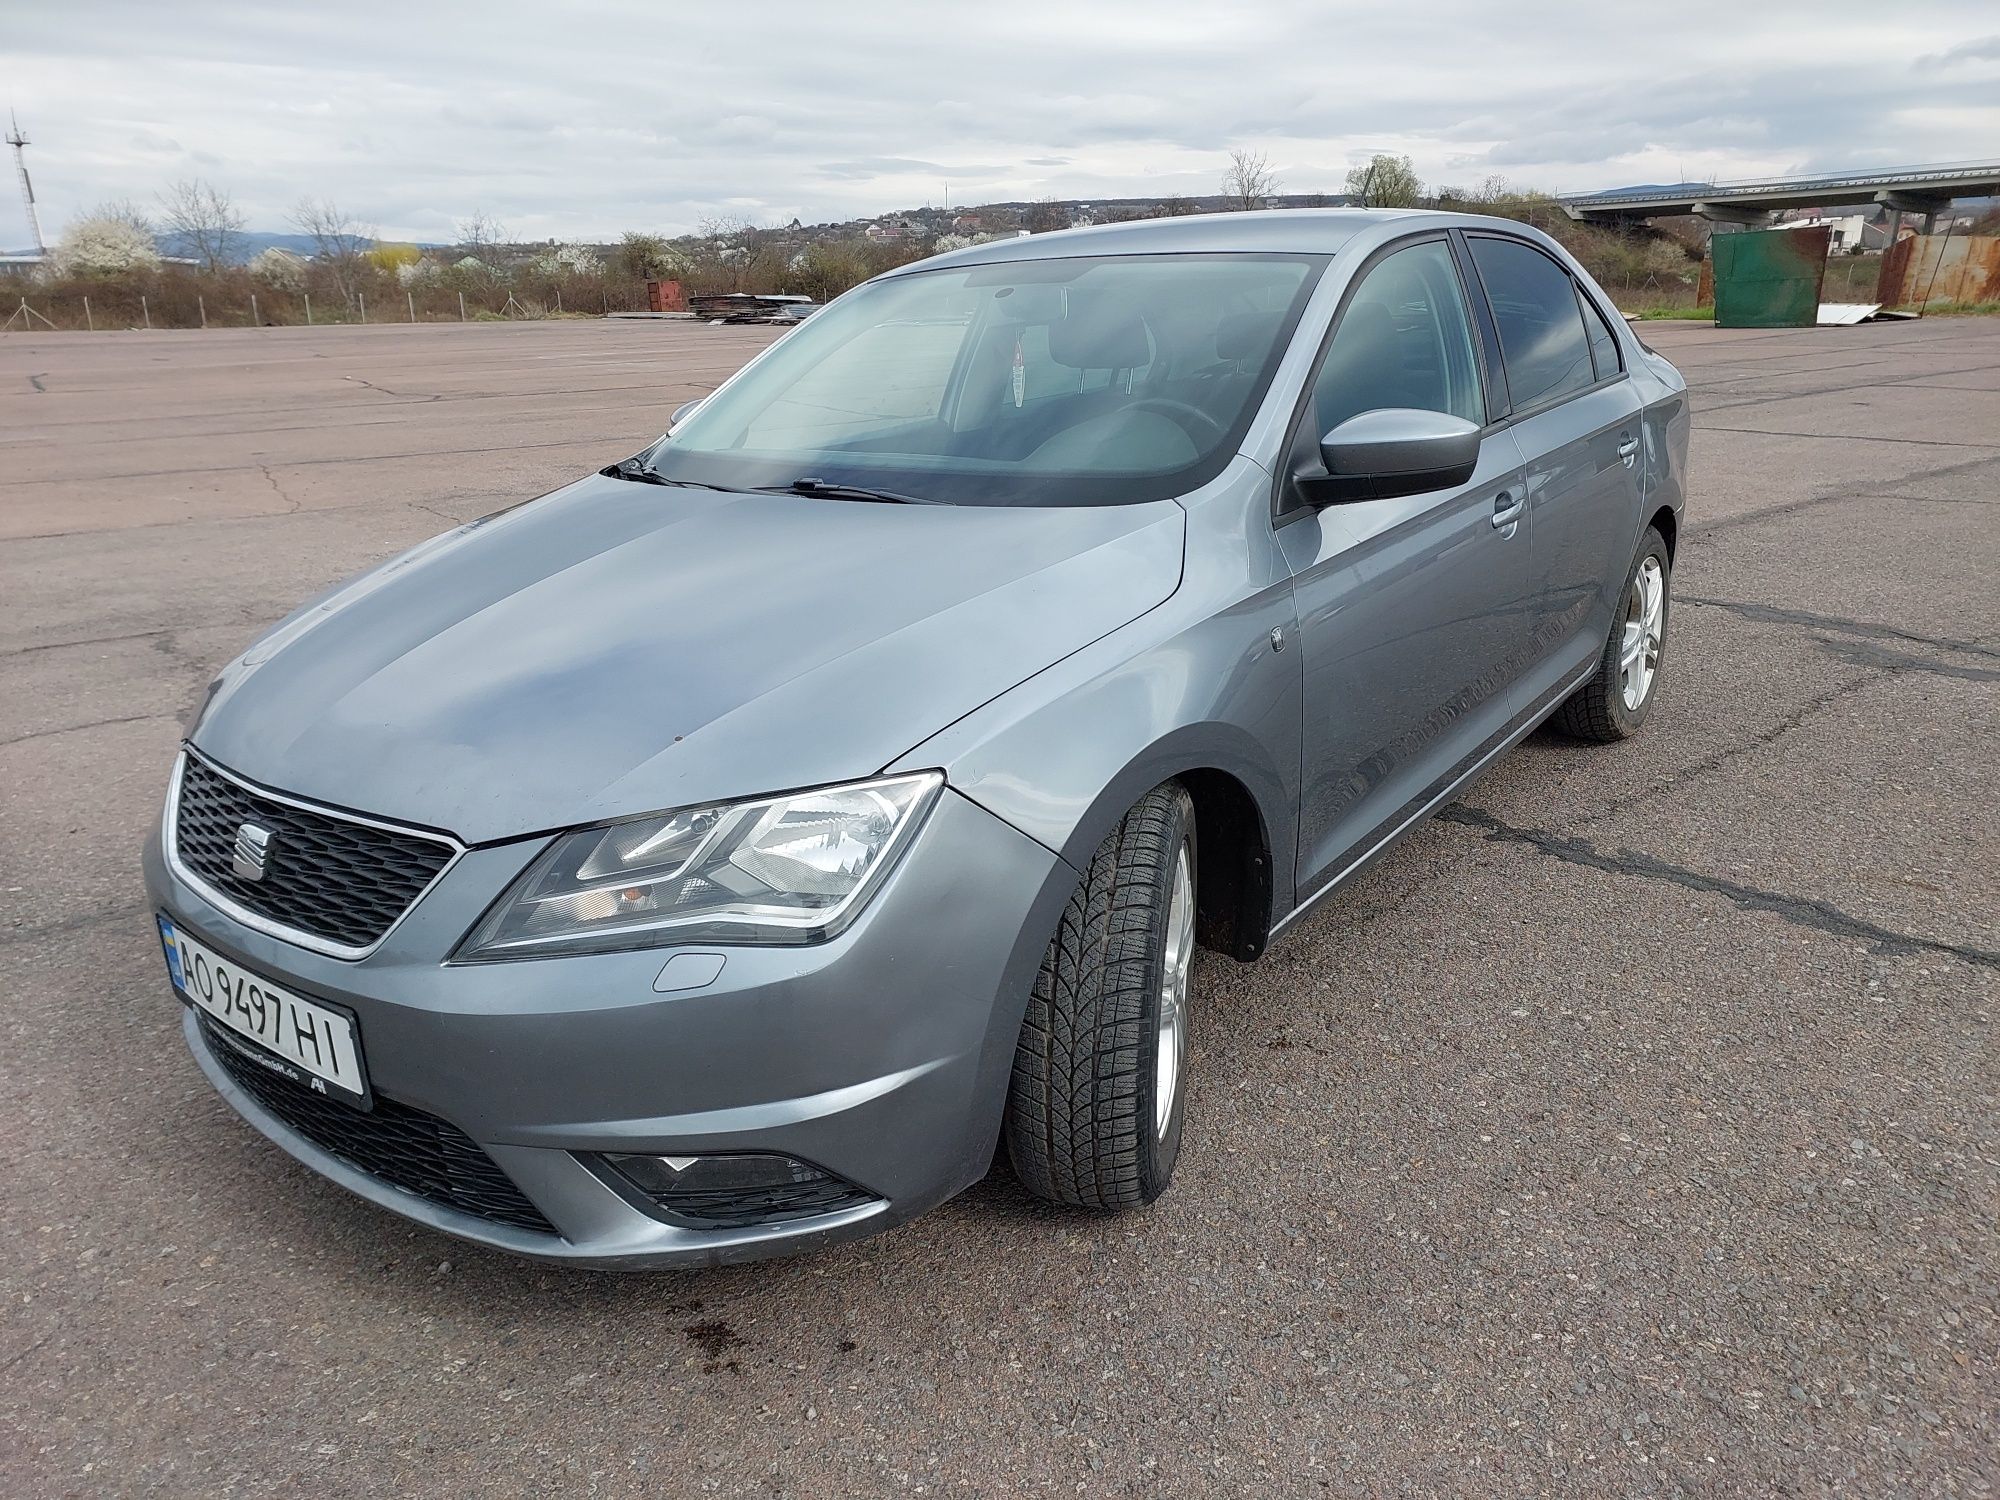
(1128, 397, 1229, 448)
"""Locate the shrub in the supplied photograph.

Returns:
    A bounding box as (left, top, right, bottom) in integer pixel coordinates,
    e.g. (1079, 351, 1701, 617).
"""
(618, 232, 690, 281)
(250, 247, 308, 290)
(44, 216, 161, 279)
(364, 242, 423, 273)
(529, 243, 602, 278)
(397, 257, 445, 288)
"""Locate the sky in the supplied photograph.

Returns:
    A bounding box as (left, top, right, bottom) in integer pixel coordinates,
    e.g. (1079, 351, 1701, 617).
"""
(5, 0, 1999, 247)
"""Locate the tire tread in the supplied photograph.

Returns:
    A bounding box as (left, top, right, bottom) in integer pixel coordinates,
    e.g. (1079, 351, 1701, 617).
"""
(1005, 783, 1190, 1209)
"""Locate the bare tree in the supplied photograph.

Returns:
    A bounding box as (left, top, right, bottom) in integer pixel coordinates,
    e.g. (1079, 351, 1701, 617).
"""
(157, 179, 246, 272)
(1159, 195, 1201, 217)
(695, 214, 759, 241)
(454, 210, 508, 256)
(1221, 150, 1279, 211)
(90, 198, 155, 235)
(291, 197, 370, 309)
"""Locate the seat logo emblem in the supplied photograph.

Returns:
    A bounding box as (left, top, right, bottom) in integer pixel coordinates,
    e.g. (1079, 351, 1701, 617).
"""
(231, 823, 275, 882)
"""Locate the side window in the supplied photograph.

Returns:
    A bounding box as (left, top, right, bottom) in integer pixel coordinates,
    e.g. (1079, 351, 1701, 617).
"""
(1306, 240, 1484, 440)
(1467, 237, 1594, 409)
(1577, 287, 1623, 381)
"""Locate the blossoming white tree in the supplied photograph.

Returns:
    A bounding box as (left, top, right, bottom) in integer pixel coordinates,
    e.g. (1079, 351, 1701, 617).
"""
(45, 215, 162, 278)
(250, 247, 308, 290)
(529, 243, 603, 278)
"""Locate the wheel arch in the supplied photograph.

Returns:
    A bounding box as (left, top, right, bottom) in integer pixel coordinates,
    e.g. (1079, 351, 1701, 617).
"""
(1178, 767, 1276, 962)
(999, 722, 1290, 966)
(1649, 503, 1678, 563)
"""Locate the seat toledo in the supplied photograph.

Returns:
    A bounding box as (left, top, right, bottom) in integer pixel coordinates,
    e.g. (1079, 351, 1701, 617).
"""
(146, 210, 1689, 1265)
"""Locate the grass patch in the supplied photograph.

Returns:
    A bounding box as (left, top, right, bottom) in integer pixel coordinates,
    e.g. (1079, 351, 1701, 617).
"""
(1629, 306, 1715, 321)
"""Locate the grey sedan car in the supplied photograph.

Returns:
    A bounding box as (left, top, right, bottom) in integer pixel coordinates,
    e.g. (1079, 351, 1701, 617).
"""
(145, 209, 1689, 1266)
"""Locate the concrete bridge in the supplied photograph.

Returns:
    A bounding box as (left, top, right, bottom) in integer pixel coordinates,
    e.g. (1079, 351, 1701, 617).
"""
(1562, 159, 2000, 232)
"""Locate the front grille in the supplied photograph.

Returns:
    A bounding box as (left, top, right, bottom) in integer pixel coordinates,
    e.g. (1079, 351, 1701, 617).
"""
(174, 753, 455, 951)
(199, 1016, 558, 1237)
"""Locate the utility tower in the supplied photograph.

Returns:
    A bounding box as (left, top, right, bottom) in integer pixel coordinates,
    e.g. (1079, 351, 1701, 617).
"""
(8, 110, 45, 256)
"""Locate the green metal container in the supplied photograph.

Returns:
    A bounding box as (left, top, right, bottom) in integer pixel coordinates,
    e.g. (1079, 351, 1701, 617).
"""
(1709, 226, 1831, 328)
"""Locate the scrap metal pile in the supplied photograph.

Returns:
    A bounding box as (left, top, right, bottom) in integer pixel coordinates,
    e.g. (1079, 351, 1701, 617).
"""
(689, 292, 819, 324)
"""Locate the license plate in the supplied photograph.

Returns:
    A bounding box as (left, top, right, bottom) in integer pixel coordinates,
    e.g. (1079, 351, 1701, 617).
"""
(157, 915, 371, 1108)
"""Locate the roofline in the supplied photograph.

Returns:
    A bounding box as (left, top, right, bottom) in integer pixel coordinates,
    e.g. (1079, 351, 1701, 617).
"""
(882, 207, 1474, 277)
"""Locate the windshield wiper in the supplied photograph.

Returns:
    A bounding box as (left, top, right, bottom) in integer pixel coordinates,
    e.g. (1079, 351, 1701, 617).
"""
(767, 476, 938, 505)
(600, 457, 680, 486)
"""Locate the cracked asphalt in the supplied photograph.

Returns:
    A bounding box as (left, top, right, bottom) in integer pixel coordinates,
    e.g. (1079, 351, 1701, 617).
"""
(3, 316, 1996, 1498)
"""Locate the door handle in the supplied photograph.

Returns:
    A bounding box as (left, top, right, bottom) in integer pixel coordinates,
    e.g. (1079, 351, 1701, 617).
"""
(1491, 491, 1524, 530)
(1617, 435, 1639, 468)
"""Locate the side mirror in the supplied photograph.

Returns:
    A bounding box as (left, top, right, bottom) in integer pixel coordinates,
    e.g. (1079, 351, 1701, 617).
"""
(1301, 408, 1482, 504)
(668, 397, 705, 430)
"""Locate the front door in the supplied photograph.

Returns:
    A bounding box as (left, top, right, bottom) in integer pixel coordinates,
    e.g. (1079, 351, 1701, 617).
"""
(1280, 236, 1542, 896)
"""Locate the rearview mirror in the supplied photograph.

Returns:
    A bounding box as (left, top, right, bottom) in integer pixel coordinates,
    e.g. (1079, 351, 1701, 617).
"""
(1302, 408, 1482, 504)
(668, 398, 705, 430)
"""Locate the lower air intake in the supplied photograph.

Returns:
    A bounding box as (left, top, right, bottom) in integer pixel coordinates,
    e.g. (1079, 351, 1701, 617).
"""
(199, 1016, 558, 1237)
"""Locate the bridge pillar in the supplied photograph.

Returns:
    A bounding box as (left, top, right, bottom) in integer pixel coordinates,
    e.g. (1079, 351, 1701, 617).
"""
(1875, 188, 1950, 233)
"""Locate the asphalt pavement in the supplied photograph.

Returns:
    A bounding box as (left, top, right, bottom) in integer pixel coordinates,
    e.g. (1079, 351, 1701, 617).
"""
(2, 314, 1995, 1497)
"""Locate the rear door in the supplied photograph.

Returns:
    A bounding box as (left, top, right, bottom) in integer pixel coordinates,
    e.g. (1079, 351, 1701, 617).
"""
(1462, 234, 1647, 709)
(1280, 235, 1536, 895)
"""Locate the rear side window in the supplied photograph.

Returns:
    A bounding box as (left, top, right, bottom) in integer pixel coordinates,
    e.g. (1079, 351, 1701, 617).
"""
(1577, 288, 1623, 380)
(1468, 237, 1594, 410)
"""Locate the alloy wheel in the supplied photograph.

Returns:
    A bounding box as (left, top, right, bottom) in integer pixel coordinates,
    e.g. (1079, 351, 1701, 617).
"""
(1619, 556, 1665, 712)
(1155, 842, 1194, 1140)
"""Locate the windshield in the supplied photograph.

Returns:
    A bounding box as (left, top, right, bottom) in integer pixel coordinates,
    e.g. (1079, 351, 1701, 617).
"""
(649, 252, 1325, 506)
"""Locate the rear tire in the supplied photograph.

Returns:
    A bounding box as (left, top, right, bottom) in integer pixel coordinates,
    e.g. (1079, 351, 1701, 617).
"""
(1004, 782, 1196, 1210)
(1552, 526, 1671, 743)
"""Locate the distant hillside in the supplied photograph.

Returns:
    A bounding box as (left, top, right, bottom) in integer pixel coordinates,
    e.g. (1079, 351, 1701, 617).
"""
(1580, 181, 1714, 198)
(845, 191, 1356, 229)
(153, 229, 406, 264)
(948, 191, 1354, 217)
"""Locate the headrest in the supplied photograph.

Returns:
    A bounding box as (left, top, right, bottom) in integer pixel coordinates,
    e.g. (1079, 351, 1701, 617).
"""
(1215, 310, 1282, 361)
(1048, 300, 1152, 370)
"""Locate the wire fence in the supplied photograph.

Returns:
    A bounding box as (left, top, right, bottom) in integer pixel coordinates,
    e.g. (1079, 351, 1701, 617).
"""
(0, 237, 1968, 333)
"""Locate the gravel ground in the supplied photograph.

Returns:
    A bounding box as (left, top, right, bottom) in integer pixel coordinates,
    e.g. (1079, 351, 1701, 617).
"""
(2, 315, 1995, 1498)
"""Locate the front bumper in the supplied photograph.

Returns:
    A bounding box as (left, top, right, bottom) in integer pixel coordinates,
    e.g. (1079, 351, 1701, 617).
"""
(144, 786, 1068, 1267)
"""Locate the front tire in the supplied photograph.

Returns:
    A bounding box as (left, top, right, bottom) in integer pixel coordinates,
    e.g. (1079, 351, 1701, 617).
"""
(1552, 526, 1671, 742)
(1004, 782, 1196, 1209)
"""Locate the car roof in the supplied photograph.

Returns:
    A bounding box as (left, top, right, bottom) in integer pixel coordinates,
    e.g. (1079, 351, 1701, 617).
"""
(893, 208, 1444, 274)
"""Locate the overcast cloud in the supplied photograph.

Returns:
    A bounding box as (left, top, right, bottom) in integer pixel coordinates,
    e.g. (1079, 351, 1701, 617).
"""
(6, 0, 1998, 245)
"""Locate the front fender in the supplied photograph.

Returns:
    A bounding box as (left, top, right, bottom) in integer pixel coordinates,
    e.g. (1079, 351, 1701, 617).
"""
(887, 576, 1302, 926)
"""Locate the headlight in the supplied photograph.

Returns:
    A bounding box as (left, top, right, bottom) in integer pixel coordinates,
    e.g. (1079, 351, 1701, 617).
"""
(455, 772, 943, 960)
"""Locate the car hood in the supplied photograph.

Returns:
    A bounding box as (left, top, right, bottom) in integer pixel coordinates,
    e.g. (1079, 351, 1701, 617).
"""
(191, 475, 1185, 844)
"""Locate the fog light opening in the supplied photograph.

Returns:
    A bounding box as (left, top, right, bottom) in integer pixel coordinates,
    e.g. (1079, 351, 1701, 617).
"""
(598, 1150, 879, 1230)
